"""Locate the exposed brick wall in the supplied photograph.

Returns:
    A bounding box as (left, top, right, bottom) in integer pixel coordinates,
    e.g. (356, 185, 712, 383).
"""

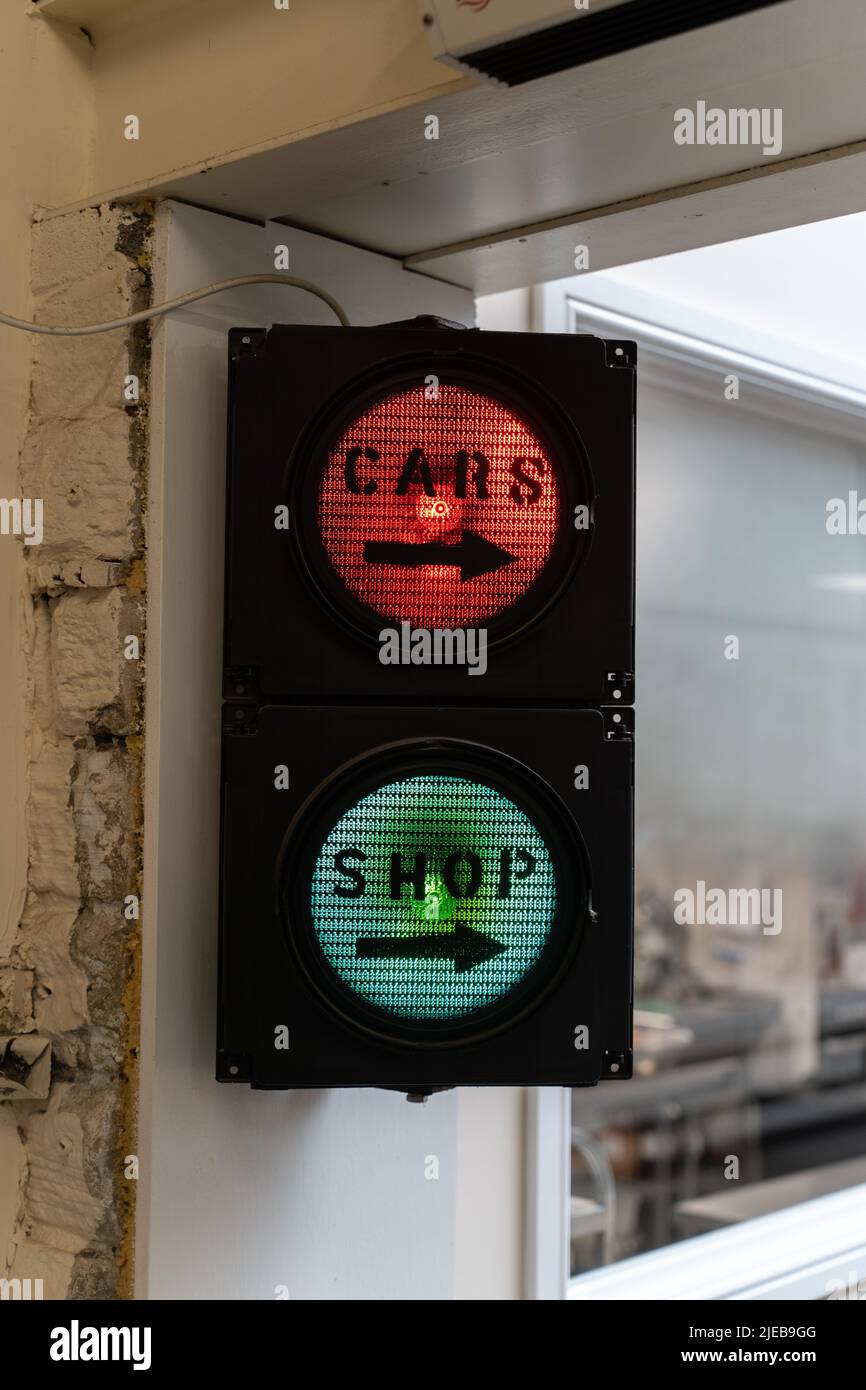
(1, 203, 152, 1299)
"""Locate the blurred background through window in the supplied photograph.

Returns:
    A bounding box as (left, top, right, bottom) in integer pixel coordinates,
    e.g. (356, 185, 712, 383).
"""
(486, 214, 866, 1273)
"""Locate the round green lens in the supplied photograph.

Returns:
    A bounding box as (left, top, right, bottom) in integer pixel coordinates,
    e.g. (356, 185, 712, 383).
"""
(309, 772, 557, 1022)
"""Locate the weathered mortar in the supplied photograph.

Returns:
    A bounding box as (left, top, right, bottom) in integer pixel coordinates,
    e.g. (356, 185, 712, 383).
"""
(2, 202, 151, 1300)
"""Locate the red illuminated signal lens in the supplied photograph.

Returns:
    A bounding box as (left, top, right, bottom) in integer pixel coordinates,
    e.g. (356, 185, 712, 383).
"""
(317, 384, 560, 630)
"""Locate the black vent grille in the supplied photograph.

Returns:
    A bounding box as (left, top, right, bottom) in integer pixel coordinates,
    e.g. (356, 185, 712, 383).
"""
(464, 0, 790, 87)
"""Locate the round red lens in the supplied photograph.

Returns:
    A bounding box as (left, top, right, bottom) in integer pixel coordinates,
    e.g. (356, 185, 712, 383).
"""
(317, 384, 560, 629)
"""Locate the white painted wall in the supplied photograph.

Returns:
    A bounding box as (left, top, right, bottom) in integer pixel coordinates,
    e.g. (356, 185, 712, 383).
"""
(455, 1088, 525, 1300)
(475, 289, 533, 335)
(0, 1114, 24, 1266)
(141, 201, 532, 1301)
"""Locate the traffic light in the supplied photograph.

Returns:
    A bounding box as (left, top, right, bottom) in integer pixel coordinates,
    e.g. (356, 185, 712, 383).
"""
(223, 318, 634, 703)
(218, 316, 635, 1094)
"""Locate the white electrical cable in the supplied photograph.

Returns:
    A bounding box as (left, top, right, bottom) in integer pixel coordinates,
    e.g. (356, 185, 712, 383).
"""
(0, 274, 351, 336)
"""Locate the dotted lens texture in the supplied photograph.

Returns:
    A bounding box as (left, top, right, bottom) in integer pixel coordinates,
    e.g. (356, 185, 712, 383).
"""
(317, 385, 560, 629)
(309, 773, 556, 1022)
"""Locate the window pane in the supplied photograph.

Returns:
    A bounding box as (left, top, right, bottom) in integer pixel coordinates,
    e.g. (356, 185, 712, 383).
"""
(560, 225, 866, 1279)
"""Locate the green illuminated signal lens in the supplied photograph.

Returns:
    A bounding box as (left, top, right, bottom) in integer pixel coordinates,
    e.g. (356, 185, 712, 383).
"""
(309, 773, 556, 1022)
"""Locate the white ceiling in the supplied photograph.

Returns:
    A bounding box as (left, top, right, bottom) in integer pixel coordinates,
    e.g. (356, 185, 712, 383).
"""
(287, 1, 866, 259)
(114, 0, 866, 292)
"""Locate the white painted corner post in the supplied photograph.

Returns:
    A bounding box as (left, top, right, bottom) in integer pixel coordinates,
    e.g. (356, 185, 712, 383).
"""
(139, 200, 482, 1300)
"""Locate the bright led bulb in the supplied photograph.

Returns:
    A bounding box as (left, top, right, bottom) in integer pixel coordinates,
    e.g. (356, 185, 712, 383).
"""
(308, 772, 557, 1022)
(317, 383, 560, 629)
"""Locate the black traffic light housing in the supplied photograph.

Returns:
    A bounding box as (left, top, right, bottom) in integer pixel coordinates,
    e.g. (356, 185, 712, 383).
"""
(218, 316, 635, 1093)
(224, 319, 634, 705)
(219, 705, 633, 1090)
